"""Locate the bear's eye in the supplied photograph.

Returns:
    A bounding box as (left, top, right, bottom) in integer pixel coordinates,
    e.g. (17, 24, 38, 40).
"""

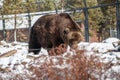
(64, 28, 70, 34)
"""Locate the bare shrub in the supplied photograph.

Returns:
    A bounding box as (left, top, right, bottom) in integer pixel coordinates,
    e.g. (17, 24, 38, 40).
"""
(48, 44, 67, 56)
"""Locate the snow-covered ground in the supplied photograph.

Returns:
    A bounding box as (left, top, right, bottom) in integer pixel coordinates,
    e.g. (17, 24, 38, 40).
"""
(0, 37, 120, 80)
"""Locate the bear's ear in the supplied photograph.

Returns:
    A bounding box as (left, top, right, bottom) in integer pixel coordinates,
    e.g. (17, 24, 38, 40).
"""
(59, 13, 71, 18)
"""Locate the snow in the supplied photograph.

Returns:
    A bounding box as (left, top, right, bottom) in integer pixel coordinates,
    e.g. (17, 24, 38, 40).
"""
(0, 10, 67, 30)
(0, 42, 30, 69)
(0, 37, 120, 79)
(102, 37, 119, 43)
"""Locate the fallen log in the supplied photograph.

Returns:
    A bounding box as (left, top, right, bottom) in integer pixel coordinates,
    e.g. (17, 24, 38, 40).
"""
(112, 40, 120, 47)
(0, 50, 17, 58)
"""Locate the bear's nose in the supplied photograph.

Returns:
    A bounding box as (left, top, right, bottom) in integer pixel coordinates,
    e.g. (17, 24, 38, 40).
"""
(69, 39, 78, 49)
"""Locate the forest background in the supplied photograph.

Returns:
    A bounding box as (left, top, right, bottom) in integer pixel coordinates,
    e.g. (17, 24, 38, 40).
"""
(0, 0, 117, 42)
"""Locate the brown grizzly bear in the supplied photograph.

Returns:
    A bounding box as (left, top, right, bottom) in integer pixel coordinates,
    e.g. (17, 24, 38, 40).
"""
(29, 13, 84, 54)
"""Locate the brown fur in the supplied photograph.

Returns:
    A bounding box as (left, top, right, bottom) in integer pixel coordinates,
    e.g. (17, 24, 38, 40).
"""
(29, 13, 83, 54)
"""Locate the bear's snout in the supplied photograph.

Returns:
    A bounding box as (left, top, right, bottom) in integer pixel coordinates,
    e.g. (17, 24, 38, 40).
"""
(67, 31, 83, 47)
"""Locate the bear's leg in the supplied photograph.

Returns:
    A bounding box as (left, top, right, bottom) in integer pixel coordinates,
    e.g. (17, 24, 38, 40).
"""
(29, 31, 41, 54)
(29, 39, 41, 54)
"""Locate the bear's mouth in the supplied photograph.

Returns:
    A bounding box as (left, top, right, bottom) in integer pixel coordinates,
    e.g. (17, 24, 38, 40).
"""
(62, 30, 83, 48)
(68, 39, 79, 48)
